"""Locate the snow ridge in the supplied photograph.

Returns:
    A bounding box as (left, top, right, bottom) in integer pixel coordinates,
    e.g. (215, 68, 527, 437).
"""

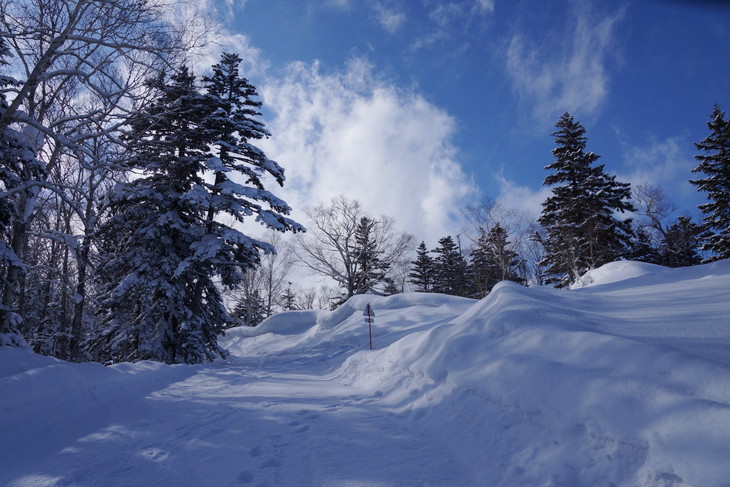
(2, 260, 730, 486)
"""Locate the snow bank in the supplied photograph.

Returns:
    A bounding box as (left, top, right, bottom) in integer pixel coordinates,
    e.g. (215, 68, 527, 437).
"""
(334, 261, 730, 486)
(570, 260, 666, 289)
(0, 347, 196, 468)
(222, 292, 475, 360)
(3, 260, 730, 486)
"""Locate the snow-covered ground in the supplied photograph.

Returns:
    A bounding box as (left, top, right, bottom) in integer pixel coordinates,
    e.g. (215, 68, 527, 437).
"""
(2, 260, 730, 486)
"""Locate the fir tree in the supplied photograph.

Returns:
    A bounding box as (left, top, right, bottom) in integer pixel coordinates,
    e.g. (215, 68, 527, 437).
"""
(432, 236, 469, 296)
(0, 39, 43, 346)
(381, 278, 400, 296)
(661, 216, 709, 267)
(470, 225, 523, 298)
(630, 228, 662, 265)
(233, 289, 267, 327)
(485, 225, 524, 285)
(352, 217, 389, 295)
(280, 283, 298, 311)
(690, 105, 730, 260)
(409, 241, 435, 292)
(538, 113, 635, 287)
(90, 55, 301, 364)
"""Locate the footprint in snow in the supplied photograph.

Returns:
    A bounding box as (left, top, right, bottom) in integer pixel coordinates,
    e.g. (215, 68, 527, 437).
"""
(249, 445, 263, 458)
(297, 409, 320, 420)
(258, 457, 282, 468)
(287, 420, 310, 433)
(237, 470, 255, 484)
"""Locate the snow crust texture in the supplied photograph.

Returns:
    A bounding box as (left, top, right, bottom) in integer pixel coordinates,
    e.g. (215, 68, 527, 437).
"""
(2, 260, 730, 486)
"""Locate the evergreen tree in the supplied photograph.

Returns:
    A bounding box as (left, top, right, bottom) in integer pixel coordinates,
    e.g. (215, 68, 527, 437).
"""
(0, 39, 44, 346)
(485, 224, 524, 285)
(432, 236, 469, 296)
(233, 289, 267, 327)
(90, 55, 301, 364)
(352, 217, 389, 295)
(630, 227, 662, 265)
(409, 241, 435, 292)
(381, 278, 400, 296)
(538, 113, 635, 287)
(661, 216, 709, 268)
(690, 105, 730, 260)
(470, 225, 523, 298)
(280, 283, 298, 311)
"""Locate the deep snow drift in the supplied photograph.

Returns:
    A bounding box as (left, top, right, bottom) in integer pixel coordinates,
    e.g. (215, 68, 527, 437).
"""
(2, 260, 730, 486)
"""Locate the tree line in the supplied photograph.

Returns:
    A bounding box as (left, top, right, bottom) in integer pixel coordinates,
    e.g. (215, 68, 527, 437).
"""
(1, 0, 728, 364)
(263, 109, 726, 311)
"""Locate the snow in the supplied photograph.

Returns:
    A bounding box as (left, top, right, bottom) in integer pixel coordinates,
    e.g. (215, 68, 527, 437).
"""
(2, 260, 730, 486)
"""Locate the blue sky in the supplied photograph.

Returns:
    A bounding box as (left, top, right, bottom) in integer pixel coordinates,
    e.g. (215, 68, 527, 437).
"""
(205, 0, 729, 244)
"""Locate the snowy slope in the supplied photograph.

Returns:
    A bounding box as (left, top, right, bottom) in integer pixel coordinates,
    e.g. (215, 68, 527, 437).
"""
(1, 261, 730, 486)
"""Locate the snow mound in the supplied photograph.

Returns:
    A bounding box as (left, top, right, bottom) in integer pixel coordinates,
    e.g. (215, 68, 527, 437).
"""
(222, 292, 476, 360)
(570, 260, 667, 289)
(334, 260, 730, 486)
(230, 309, 320, 337)
(3, 259, 730, 486)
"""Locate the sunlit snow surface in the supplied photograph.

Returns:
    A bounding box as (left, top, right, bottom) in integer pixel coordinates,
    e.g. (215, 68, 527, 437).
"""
(2, 260, 730, 486)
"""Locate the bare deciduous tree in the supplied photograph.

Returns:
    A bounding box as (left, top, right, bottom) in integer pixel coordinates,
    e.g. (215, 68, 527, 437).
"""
(228, 230, 296, 323)
(295, 196, 413, 302)
(632, 182, 675, 247)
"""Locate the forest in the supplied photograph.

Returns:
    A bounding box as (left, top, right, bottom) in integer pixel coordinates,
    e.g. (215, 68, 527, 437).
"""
(1, 0, 728, 365)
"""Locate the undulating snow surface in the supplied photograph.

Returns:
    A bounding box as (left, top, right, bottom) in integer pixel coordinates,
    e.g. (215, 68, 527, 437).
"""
(2, 260, 730, 486)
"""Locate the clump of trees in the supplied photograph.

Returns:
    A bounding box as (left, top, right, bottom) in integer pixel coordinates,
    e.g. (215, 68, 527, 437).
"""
(294, 196, 412, 307)
(0, 0, 301, 362)
(403, 108, 728, 297)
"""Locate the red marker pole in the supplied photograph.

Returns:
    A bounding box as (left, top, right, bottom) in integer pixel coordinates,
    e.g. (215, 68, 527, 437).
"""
(368, 305, 373, 351)
(364, 303, 375, 350)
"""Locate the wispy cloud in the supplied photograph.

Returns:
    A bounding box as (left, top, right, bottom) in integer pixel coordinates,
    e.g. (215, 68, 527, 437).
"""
(408, 0, 495, 56)
(506, 2, 626, 125)
(428, 0, 495, 25)
(192, 32, 269, 80)
(475, 0, 495, 13)
(618, 136, 698, 203)
(258, 57, 478, 243)
(373, 2, 406, 33)
(495, 174, 550, 220)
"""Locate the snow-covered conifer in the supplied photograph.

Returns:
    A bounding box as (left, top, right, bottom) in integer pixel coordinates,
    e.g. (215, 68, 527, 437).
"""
(90, 55, 301, 364)
(280, 283, 298, 311)
(661, 216, 709, 267)
(470, 225, 523, 298)
(690, 105, 730, 260)
(353, 217, 389, 295)
(0, 38, 43, 346)
(538, 113, 635, 287)
(409, 241, 435, 292)
(431, 236, 469, 296)
(233, 289, 267, 327)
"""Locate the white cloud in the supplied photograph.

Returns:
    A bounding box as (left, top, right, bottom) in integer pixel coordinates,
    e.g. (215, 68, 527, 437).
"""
(373, 3, 406, 33)
(619, 136, 697, 202)
(320, 0, 352, 9)
(258, 58, 478, 244)
(495, 174, 550, 220)
(319, 0, 406, 32)
(192, 32, 269, 79)
(429, 3, 465, 27)
(506, 3, 625, 125)
(428, 0, 494, 27)
(475, 0, 495, 13)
